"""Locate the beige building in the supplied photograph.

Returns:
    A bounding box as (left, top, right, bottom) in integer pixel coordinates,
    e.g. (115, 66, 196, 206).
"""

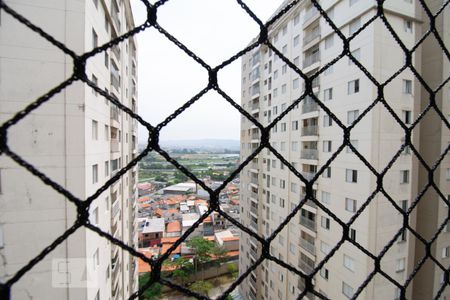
(0, 0, 139, 299)
(239, 0, 449, 299)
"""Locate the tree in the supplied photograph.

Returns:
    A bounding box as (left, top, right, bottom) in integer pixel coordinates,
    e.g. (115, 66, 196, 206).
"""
(166, 257, 194, 286)
(226, 263, 238, 279)
(189, 280, 213, 297)
(211, 245, 228, 275)
(186, 236, 216, 279)
(139, 273, 162, 300)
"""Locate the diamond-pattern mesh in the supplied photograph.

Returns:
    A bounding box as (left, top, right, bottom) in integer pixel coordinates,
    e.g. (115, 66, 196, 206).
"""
(0, 0, 449, 299)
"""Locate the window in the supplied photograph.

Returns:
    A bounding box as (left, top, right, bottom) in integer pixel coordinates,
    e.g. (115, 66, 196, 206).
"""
(291, 182, 298, 193)
(282, 25, 287, 36)
(349, 48, 361, 65)
(294, 35, 300, 47)
(345, 198, 357, 212)
(280, 180, 286, 189)
(323, 167, 331, 178)
(320, 268, 329, 280)
(281, 123, 287, 132)
(349, 0, 359, 6)
(324, 64, 334, 75)
(273, 105, 278, 115)
(346, 169, 358, 183)
(280, 142, 286, 151)
(273, 32, 279, 43)
(104, 51, 109, 68)
(323, 115, 332, 127)
(323, 140, 332, 152)
(93, 0, 98, 8)
(273, 70, 278, 80)
(325, 34, 334, 49)
(404, 19, 413, 33)
(347, 110, 359, 124)
(342, 282, 354, 299)
(278, 234, 284, 245)
(92, 28, 98, 48)
(346, 140, 359, 153)
(292, 121, 299, 130)
(322, 191, 331, 204)
(403, 79, 412, 94)
(282, 44, 287, 55)
(93, 248, 99, 268)
(290, 242, 296, 254)
(324, 88, 333, 101)
(282, 84, 287, 94)
(294, 56, 300, 66)
(447, 169, 450, 180)
(282, 64, 287, 74)
(292, 141, 298, 151)
(293, 78, 300, 89)
(92, 74, 98, 95)
(349, 228, 356, 241)
(92, 164, 98, 184)
(294, 13, 300, 25)
(91, 207, 99, 225)
(349, 18, 361, 35)
(396, 258, 405, 272)
(402, 110, 412, 124)
(94, 290, 100, 300)
(442, 246, 449, 258)
(321, 216, 330, 229)
(92, 120, 98, 140)
(320, 241, 331, 254)
(348, 79, 360, 94)
(343, 255, 355, 271)
(400, 170, 410, 184)
(0, 224, 3, 249)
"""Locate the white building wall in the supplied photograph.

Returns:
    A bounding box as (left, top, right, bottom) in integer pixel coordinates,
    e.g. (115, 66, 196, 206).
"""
(0, 0, 138, 299)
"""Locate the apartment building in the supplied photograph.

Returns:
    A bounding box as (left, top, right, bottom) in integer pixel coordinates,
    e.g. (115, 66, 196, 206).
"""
(0, 0, 139, 299)
(239, 0, 449, 299)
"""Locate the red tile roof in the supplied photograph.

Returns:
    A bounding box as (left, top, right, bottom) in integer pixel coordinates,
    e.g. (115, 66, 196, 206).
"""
(166, 221, 181, 233)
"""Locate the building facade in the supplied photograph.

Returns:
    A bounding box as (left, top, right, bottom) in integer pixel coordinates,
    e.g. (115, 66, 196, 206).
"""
(239, 0, 449, 299)
(0, 0, 139, 299)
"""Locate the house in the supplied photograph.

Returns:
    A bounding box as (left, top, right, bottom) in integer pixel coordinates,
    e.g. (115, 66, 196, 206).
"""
(138, 218, 165, 247)
(214, 230, 239, 251)
(166, 220, 182, 237)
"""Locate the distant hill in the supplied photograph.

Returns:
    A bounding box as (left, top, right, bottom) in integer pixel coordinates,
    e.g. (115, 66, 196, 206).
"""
(159, 139, 240, 151)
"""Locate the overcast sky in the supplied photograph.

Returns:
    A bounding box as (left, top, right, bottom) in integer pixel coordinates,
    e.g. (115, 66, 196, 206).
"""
(130, 0, 285, 142)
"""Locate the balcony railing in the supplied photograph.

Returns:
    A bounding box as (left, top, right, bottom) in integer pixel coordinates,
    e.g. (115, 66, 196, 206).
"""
(110, 105, 120, 122)
(251, 133, 260, 140)
(299, 259, 314, 274)
(303, 26, 321, 45)
(250, 177, 258, 185)
(301, 171, 316, 181)
(111, 139, 120, 152)
(300, 216, 316, 232)
(250, 205, 258, 215)
(112, 44, 120, 61)
(301, 125, 318, 136)
(300, 194, 318, 208)
(302, 102, 319, 114)
(250, 220, 258, 231)
(300, 238, 316, 255)
(303, 51, 320, 68)
(303, 6, 319, 24)
(301, 148, 318, 160)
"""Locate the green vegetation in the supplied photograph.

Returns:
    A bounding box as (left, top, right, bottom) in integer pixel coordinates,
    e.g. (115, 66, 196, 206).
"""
(138, 273, 162, 300)
(189, 280, 213, 297)
(138, 152, 239, 184)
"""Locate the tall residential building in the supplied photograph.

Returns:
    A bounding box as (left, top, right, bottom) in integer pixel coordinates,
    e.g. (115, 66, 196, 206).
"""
(0, 0, 139, 299)
(239, 1, 449, 299)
